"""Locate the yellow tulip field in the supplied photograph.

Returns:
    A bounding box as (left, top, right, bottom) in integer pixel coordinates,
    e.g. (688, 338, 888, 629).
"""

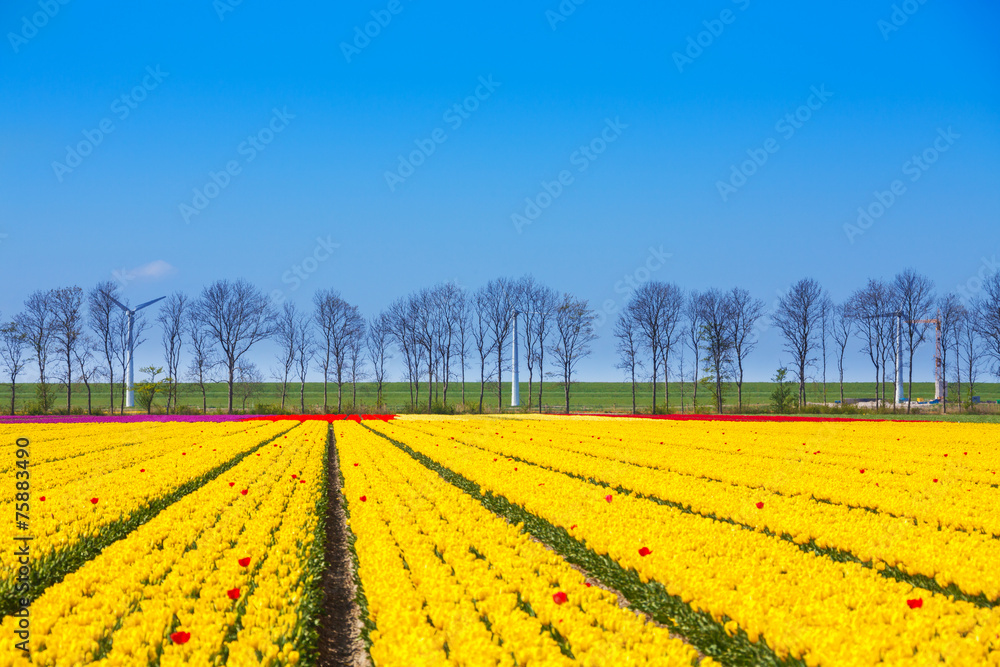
(1, 415, 998, 666)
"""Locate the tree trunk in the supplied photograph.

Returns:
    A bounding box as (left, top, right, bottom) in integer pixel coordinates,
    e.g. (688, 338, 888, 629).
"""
(563, 370, 570, 415)
(10, 383, 15, 416)
(630, 367, 636, 415)
(227, 363, 235, 414)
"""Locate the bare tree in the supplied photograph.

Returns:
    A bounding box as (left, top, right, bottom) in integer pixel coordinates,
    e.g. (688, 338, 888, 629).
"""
(549, 294, 597, 414)
(437, 282, 465, 406)
(192, 279, 276, 414)
(295, 321, 314, 414)
(614, 312, 643, 414)
(156, 292, 188, 414)
(697, 289, 735, 414)
(313, 289, 363, 412)
(818, 295, 833, 405)
(235, 360, 264, 412)
(455, 293, 471, 405)
(937, 293, 962, 413)
(975, 272, 1000, 380)
(273, 302, 302, 412)
(367, 312, 392, 409)
(527, 285, 558, 413)
(893, 269, 935, 412)
(88, 282, 122, 414)
(482, 278, 518, 411)
(771, 278, 826, 407)
(471, 288, 496, 413)
(73, 336, 101, 415)
(18, 290, 56, 412)
(50, 286, 85, 412)
(347, 323, 366, 410)
(728, 287, 764, 411)
(961, 308, 984, 403)
(626, 282, 682, 413)
(830, 302, 854, 405)
(386, 297, 419, 409)
(685, 291, 703, 411)
(186, 312, 217, 413)
(0, 319, 29, 415)
(849, 279, 893, 408)
(410, 287, 443, 411)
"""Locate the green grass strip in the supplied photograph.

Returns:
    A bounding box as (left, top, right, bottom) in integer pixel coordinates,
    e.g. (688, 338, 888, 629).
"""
(364, 424, 805, 667)
(0, 424, 298, 619)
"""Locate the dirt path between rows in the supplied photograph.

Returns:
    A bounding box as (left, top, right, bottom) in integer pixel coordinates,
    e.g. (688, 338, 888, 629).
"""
(317, 428, 370, 667)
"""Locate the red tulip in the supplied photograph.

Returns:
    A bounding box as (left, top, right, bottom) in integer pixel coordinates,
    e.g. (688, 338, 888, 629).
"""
(171, 631, 190, 644)
(240, 489, 248, 495)
(604, 495, 612, 503)
(638, 547, 652, 557)
(229, 482, 235, 487)
(39, 496, 45, 501)
(907, 598, 923, 609)
(585, 583, 592, 587)
(292, 474, 297, 479)
(90, 498, 99, 505)
(238, 557, 251, 567)
(227, 588, 240, 600)
(182, 452, 186, 455)
(360, 495, 367, 502)
(553, 592, 567, 605)
(570, 524, 577, 530)
(933, 479, 938, 483)
(353, 463, 359, 466)
(755, 502, 764, 509)
(300, 480, 305, 484)
(859, 469, 865, 473)
(140, 469, 145, 473)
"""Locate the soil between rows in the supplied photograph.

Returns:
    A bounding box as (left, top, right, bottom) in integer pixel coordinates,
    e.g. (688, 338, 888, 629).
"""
(317, 428, 370, 667)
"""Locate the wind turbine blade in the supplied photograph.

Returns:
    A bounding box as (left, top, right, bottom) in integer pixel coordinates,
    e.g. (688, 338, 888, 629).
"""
(135, 296, 166, 311)
(107, 295, 129, 313)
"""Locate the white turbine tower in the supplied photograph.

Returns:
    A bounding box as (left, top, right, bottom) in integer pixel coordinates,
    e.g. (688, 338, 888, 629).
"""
(109, 295, 165, 409)
(511, 310, 521, 407)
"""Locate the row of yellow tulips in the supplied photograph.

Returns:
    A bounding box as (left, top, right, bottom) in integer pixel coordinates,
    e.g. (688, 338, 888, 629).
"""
(369, 419, 1000, 667)
(399, 418, 1000, 603)
(0, 421, 292, 602)
(0, 421, 326, 666)
(336, 421, 709, 667)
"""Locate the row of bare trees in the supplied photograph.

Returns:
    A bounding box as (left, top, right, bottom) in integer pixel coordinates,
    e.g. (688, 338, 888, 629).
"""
(2, 269, 999, 414)
(613, 270, 1000, 413)
(614, 283, 766, 414)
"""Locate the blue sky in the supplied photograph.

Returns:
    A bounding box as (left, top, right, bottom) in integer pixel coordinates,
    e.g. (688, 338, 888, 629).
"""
(2, 1, 998, 384)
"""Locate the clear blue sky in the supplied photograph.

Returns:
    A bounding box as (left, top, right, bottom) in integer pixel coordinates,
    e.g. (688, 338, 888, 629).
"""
(2, 1, 998, 384)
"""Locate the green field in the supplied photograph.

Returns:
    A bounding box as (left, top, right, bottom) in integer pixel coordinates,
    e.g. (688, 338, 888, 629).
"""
(5, 379, 999, 416)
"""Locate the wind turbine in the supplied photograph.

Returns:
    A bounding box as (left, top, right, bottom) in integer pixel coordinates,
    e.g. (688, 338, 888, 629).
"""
(108, 295, 165, 408)
(511, 310, 521, 407)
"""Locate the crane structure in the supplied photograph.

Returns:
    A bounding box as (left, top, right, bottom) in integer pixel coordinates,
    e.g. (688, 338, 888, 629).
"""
(910, 312, 943, 400)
